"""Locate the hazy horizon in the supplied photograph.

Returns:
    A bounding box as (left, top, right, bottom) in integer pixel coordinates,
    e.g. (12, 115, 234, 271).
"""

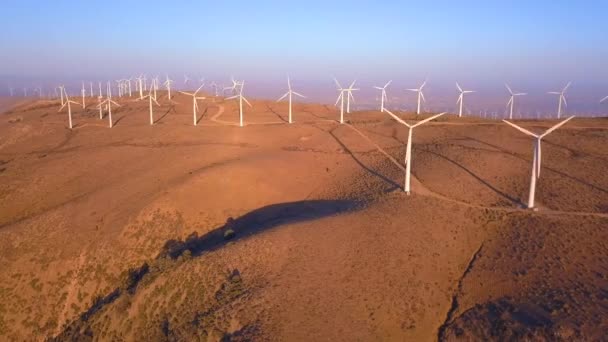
(2, 1, 608, 115)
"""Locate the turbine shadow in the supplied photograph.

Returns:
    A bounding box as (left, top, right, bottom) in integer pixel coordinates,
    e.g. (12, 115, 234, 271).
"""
(113, 115, 126, 126)
(327, 127, 401, 192)
(53, 199, 361, 338)
(419, 147, 524, 207)
(265, 104, 288, 123)
(161, 199, 360, 259)
(463, 136, 608, 195)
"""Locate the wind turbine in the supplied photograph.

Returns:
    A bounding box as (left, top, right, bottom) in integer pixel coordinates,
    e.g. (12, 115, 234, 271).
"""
(210, 82, 220, 97)
(224, 78, 241, 96)
(334, 79, 347, 124)
(140, 88, 160, 125)
(385, 110, 447, 194)
(334, 78, 358, 120)
(503, 116, 575, 209)
(180, 84, 206, 126)
(505, 84, 527, 120)
(58, 86, 66, 106)
(81, 82, 87, 108)
(373, 80, 392, 113)
(344, 81, 359, 113)
(277, 77, 305, 124)
(97, 96, 121, 128)
(58, 88, 82, 129)
(164, 75, 175, 101)
(407, 80, 427, 115)
(456, 83, 475, 117)
(226, 80, 251, 127)
(136, 76, 145, 100)
(548, 82, 571, 119)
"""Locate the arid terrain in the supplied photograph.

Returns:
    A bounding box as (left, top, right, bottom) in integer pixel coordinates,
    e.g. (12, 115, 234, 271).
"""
(0, 92, 607, 341)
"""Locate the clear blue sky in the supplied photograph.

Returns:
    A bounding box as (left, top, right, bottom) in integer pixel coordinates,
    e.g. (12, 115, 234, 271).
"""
(1, 1, 607, 111)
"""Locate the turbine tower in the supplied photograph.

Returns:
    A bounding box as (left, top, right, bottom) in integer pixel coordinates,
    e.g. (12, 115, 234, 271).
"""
(58, 88, 82, 129)
(506, 84, 527, 120)
(456, 82, 475, 118)
(548, 82, 571, 119)
(180, 84, 206, 126)
(139, 88, 160, 125)
(385, 110, 447, 194)
(97, 96, 120, 128)
(407, 80, 427, 115)
(373, 80, 392, 113)
(226, 80, 251, 127)
(503, 116, 575, 209)
(277, 77, 305, 124)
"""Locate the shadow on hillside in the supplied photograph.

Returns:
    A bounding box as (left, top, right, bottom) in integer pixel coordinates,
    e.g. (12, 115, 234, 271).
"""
(160, 199, 360, 259)
(420, 147, 524, 207)
(327, 127, 401, 192)
(465, 136, 608, 195)
(54, 199, 361, 340)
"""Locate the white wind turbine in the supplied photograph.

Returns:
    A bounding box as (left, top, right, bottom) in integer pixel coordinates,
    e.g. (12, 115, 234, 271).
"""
(164, 75, 175, 101)
(385, 110, 447, 194)
(334, 79, 358, 119)
(506, 84, 527, 120)
(407, 80, 427, 115)
(136, 76, 145, 99)
(58, 85, 66, 106)
(334, 80, 347, 124)
(180, 84, 206, 126)
(58, 88, 82, 129)
(456, 82, 475, 117)
(224, 78, 241, 96)
(226, 80, 251, 127)
(81, 82, 87, 108)
(277, 77, 305, 124)
(140, 88, 160, 125)
(97, 96, 121, 128)
(548, 82, 571, 119)
(503, 116, 574, 209)
(373, 80, 392, 113)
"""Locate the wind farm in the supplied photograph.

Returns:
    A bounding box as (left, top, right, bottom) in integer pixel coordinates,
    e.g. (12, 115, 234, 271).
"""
(1, 2, 608, 342)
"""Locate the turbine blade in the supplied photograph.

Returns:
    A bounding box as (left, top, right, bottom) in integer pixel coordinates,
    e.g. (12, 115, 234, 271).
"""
(243, 96, 252, 107)
(384, 80, 392, 88)
(502, 120, 539, 138)
(505, 84, 513, 95)
(562, 95, 568, 107)
(385, 109, 412, 128)
(420, 91, 426, 102)
(601, 95, 608, 103)
(563, 81, 572, 92)
(292, 91, 305, 98)
(335, 92, 343, 106)
(333, 77, 342, 89)
(456, 82, 462, 92)
(540, 116, 575, 138)
(277, 92, 289, 102)
(412, 112, 447, 128)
